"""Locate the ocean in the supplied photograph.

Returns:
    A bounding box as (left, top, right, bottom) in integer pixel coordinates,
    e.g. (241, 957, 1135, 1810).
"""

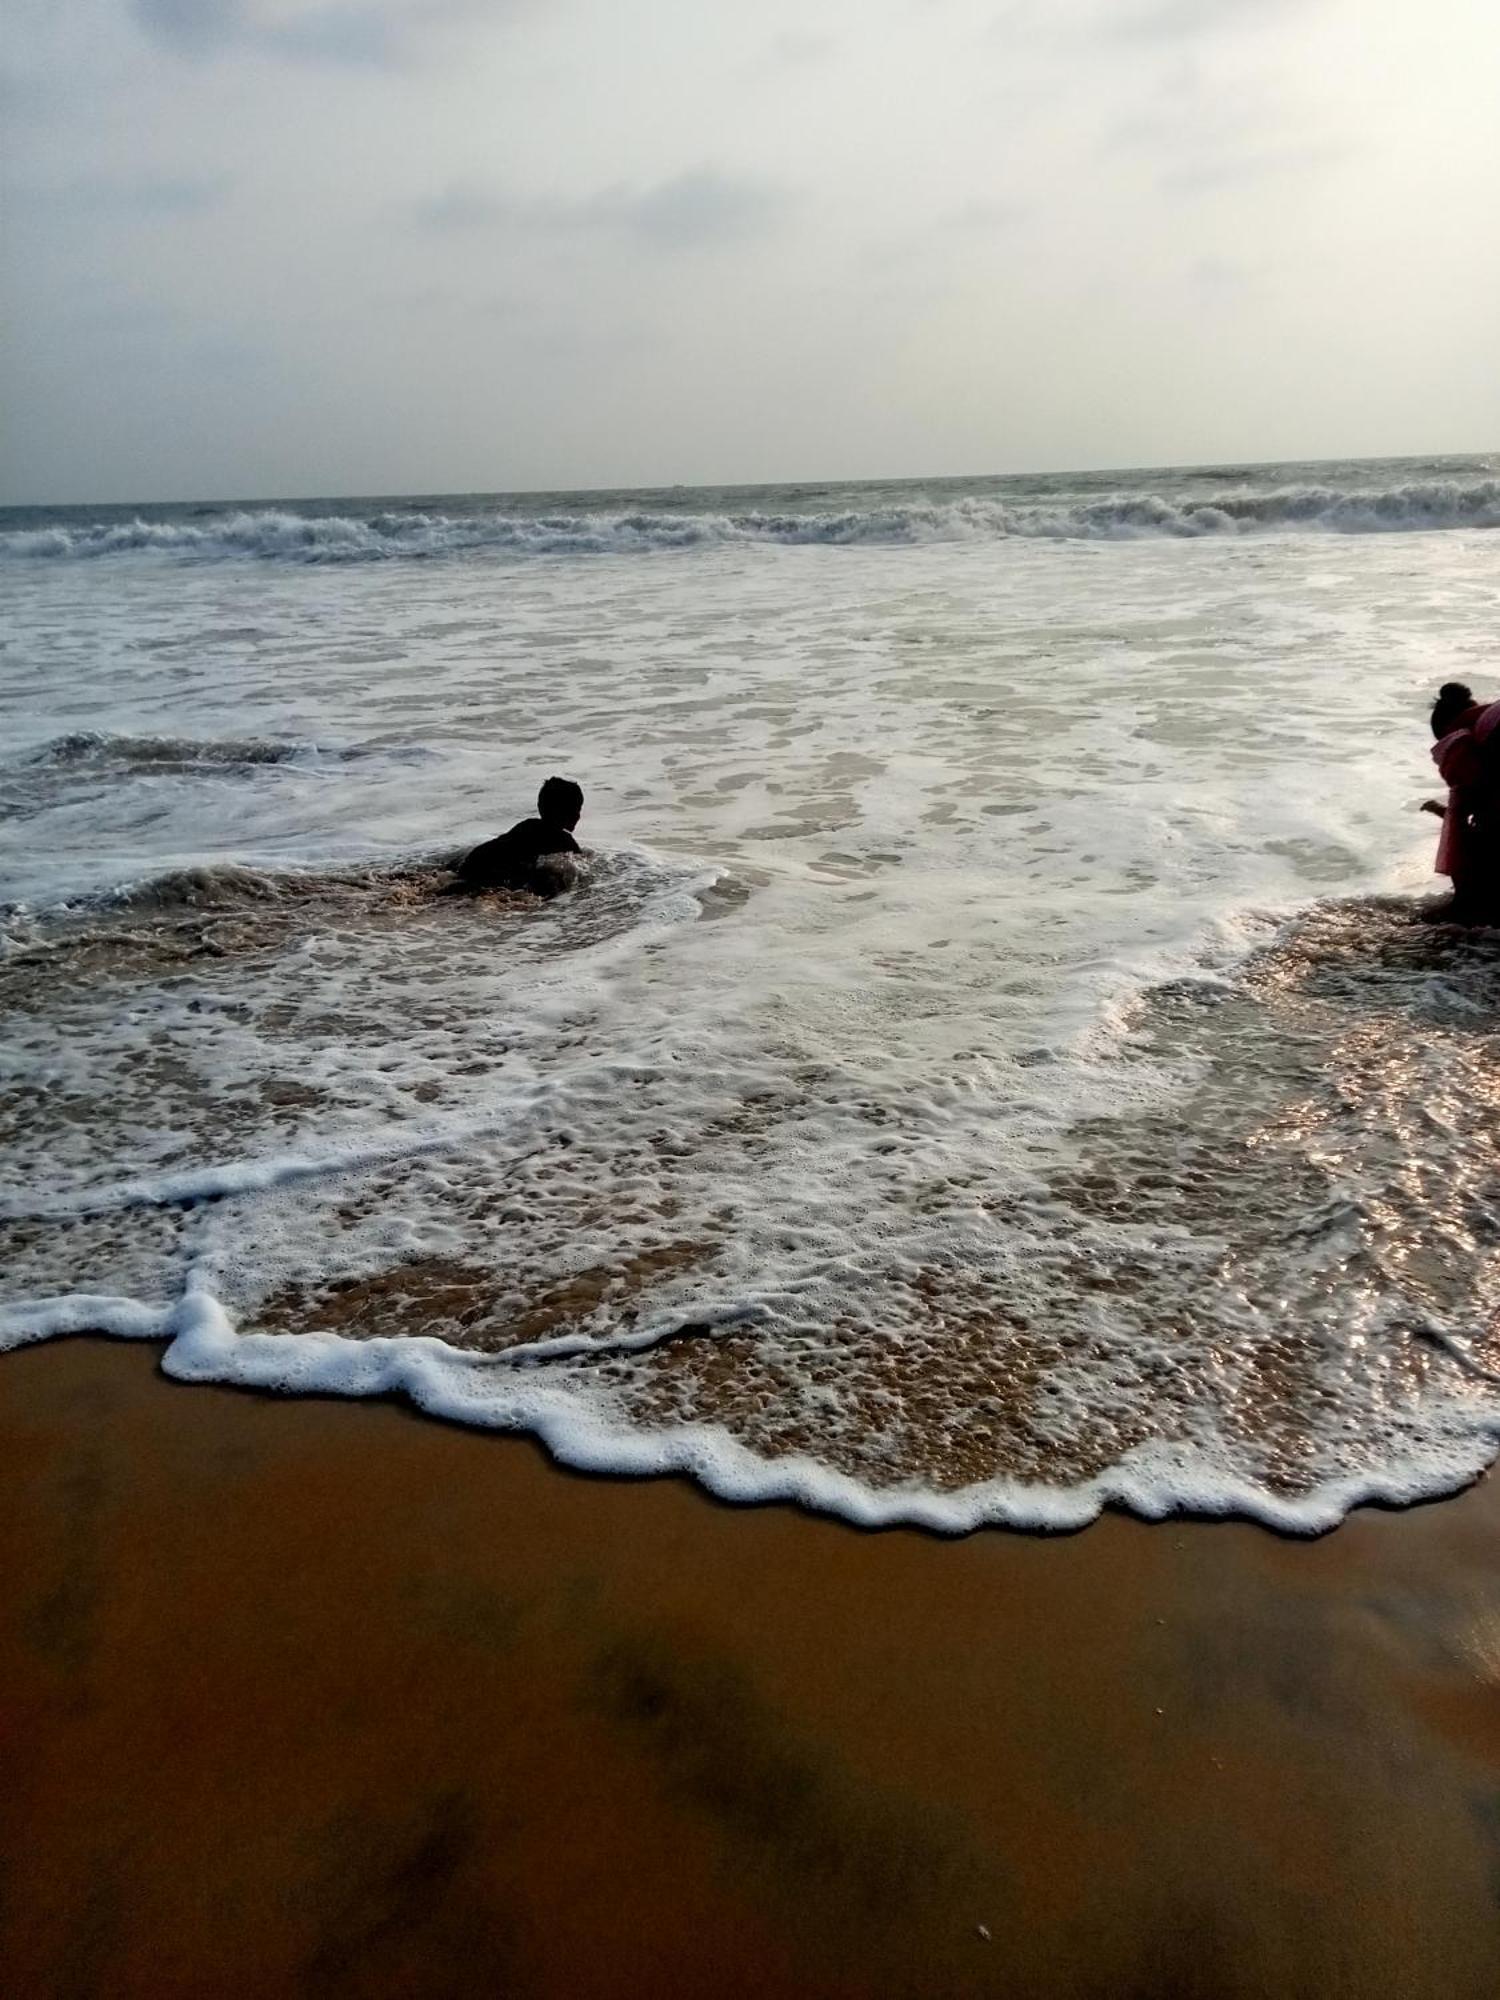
(2, 453, 1498, 1532)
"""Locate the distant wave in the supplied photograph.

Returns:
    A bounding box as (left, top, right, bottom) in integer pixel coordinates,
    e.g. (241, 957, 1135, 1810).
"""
(4, 479, 1498, 562)
(11, 731, 395, 773)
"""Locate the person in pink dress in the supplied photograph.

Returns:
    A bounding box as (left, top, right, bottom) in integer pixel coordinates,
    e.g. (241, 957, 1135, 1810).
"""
(1423, 682, 1500, 922)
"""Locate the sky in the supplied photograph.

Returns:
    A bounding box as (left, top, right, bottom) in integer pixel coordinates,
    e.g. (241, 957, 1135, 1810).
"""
(2, 0, 1497, 503)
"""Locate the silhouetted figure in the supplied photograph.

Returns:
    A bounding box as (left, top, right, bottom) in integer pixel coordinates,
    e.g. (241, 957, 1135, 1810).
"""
(456, 776, 584, 896)
(1424, 684, 1500, 924)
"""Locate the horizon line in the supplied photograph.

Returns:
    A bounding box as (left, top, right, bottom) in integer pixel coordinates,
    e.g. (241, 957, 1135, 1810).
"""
(1, 446, 1495, 516)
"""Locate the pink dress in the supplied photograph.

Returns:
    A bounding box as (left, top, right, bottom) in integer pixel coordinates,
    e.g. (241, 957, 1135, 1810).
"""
(1432, 700, 1500, 877)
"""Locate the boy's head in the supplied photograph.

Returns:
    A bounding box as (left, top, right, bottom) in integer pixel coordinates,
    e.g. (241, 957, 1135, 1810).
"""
(1431, 682, 1475, 739)
(538, 775, 584, 829)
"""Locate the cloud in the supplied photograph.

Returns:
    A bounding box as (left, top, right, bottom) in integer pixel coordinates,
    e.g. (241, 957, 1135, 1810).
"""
(69, 295, 182, 335)
(1161, 138, 1352, 194)
(259, 7, 404, 66)
(986, 0, 1314, 55)
(768, 33, 834, 69)
(1100, 57, 1353, 198)
(859, 197, 1029, 278)
(1188, 253, 1256, 294)
(412, 183, 512, 230)
(18, 171, 234, 216)
(133, 0, 246, 55)
(414, 170, 795, 251)
(129, 0, 515, 70)
(0, 65, 56, 121)
(1106, 0, 1306, 42)
(587, 170, 792, 249)
(941, 198, 1027, 232)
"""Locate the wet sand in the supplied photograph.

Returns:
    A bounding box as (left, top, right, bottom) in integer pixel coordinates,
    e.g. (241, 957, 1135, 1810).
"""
(3, 1338, 1499, 1999)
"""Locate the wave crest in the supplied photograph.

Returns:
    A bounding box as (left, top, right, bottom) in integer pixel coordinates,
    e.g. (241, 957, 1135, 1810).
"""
(5, 479, 1498, 562)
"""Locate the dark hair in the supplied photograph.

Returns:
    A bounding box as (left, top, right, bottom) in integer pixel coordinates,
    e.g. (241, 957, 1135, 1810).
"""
(538, 775, 584, 825)
(1431, 682, 1475, 739)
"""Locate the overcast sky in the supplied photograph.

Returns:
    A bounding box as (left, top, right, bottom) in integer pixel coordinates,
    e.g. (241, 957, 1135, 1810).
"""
(2, 0, 1496, 503)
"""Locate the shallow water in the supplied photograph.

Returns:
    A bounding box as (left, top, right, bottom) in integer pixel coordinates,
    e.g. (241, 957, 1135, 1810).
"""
(3, 459, 1498, 1530)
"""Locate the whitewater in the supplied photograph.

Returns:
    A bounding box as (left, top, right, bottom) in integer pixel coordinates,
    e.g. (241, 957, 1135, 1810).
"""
(4, 459, 1499, 564)
(2, 453, 1498, 1533)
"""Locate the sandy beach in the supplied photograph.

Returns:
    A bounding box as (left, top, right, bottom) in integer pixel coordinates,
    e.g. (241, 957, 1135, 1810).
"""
(8, 0, 1499, 1989)
(3, 1337, 1498, 1999)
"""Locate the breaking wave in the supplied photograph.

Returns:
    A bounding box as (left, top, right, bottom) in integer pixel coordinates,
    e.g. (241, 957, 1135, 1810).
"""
(4, 479, 1498, 562)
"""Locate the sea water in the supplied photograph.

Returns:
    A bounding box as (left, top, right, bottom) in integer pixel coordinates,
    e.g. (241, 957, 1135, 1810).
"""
(2, 456, 1498, 1531)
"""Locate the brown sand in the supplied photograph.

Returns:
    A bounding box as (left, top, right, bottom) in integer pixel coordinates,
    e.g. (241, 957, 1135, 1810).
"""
(2, 1339, 1499, 1999)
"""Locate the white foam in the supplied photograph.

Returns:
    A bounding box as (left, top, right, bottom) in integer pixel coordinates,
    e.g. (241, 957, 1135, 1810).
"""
(0, 1118, 524, 1223)
(5, 510, 1500, 1532)
(3, 478, 1498, 564)
(4, 1279, 1497, 1537)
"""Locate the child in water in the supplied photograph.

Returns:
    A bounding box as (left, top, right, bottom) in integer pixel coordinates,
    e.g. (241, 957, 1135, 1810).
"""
(455, 776, 585, 897)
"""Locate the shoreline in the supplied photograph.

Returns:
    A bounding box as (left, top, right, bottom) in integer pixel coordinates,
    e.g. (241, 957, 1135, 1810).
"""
(12, 1303, 1500, 1540)
(7, 881, 1495, 1547)
(5, 1336, 1500, 1997)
